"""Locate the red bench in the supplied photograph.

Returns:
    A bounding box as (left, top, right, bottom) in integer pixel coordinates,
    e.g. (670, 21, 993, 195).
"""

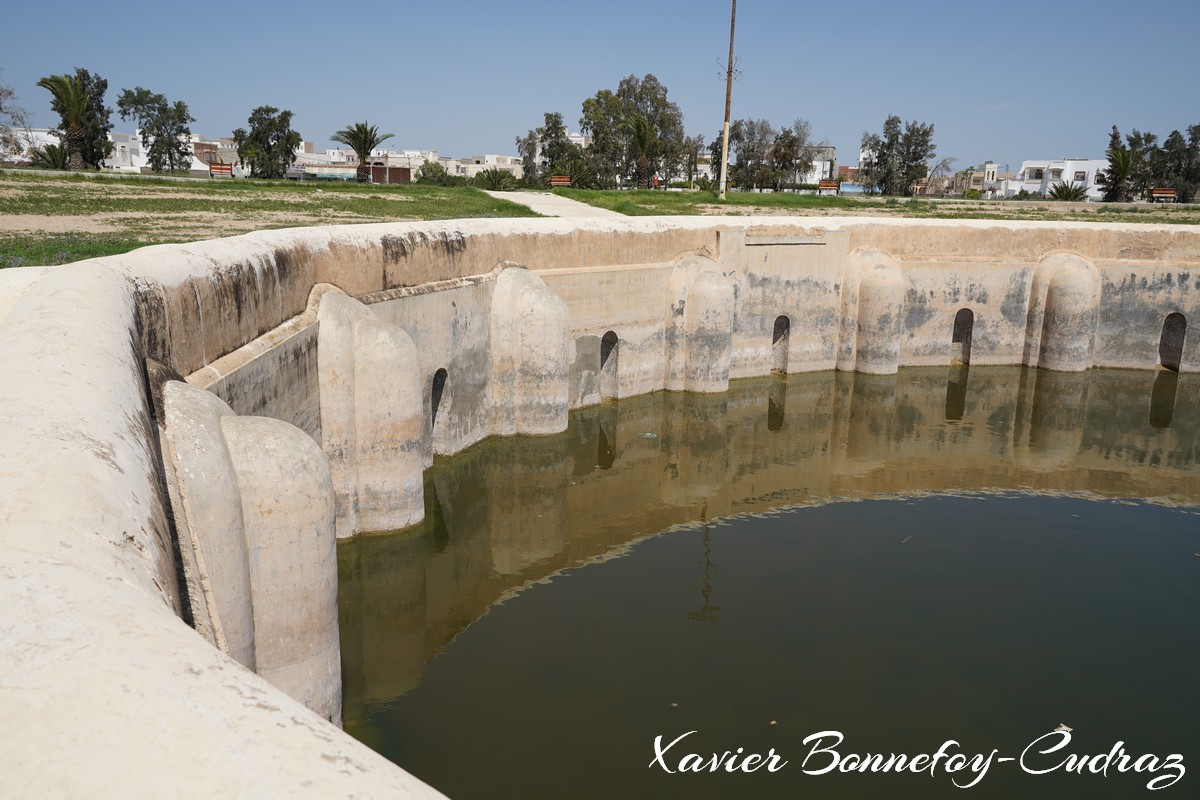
(549, 175, 571, 188)
(209, 163, 234, 179)
(817, 179, 840, 196)
(1151, 187, 1177, 203)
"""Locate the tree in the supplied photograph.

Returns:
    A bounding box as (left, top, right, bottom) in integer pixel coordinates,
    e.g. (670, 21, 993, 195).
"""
(727, 118, 776, 190)
(1125, 129, 1161, 200)
(767, 120, 818, 190)
(1100, 122, 1200, 203)
(331, 121, 394, 183)
(621, 113, 657, 189)
(413, 160, 465, 186)
(1162, 126, 1200, 203)
(1107, 124, 1122, 154)
(116, 87, 195, 173)
(232, 106, 301, 179)
(515, 129, 540, 186)
(517, 112, 584, 184)
(0, 74, 31, 159)
(579, 89, 625, 188)
(616, 74, 684, 185)
(768, 128, 798, 191)
(37, 73, 90, 170)
(41, 68, 112, 168)
(577, 74, 687, 187)
(541, 112, 584, 177)
(860, 114, 936, 196)
(927, 157, 958, 196)
(1101, 146, 1135, 202)
(681, 134, 705, 186)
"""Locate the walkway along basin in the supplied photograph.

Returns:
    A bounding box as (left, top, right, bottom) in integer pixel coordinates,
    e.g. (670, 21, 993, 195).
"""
(0, 216, 1197, 796)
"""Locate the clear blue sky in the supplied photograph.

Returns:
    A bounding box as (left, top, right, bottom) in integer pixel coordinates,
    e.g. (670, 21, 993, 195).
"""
(4, 0, 1198, 171)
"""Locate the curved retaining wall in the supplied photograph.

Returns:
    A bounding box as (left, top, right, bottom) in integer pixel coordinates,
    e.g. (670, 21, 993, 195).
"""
(1, 216, 1198, 796)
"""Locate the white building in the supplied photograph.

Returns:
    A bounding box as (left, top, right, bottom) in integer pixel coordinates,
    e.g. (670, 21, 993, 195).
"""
(1010, 158, 1109, 201)
(0, 127, 62, 163)
(801, 146, 837, 185)
(1, 126, 214, 174)
(453, 154, 524, 180)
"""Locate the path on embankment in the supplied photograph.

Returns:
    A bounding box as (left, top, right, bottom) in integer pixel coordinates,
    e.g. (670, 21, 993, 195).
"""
(482, 191, 626, 218)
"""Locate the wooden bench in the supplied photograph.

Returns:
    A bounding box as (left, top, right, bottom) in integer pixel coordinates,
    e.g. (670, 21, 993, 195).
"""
(549, 175, 571, 188)
(208, 163, 234, 179)
(817, 179, 840, 196)
(1151, 187, 1177, 203)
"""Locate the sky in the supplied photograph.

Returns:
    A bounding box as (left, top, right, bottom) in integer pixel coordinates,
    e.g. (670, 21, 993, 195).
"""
(3, 0, 1199, 173)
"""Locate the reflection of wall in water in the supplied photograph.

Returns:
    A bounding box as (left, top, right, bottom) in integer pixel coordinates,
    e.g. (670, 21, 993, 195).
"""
(340, 367, 1200, 721)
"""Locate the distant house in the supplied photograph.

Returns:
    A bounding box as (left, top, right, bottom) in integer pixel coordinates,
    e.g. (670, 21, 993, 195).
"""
(1010, 158, 1109, 201)
(950, 162, 1018, 198)
(453, 154, 524, 180)
(0, 127, 62, 164)
(801, 146, 837, 185)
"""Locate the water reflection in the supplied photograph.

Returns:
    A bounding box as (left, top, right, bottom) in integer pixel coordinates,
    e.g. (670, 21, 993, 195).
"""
(1150, 370, 1179, 429)
(339, 366, 1199, 723)
(767, 375, 786, 431)
(944, 364, 969, 421)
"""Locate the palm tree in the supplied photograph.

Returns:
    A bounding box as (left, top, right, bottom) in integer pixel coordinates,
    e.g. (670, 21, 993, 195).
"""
(36, 74, 90, 171)
(331, 121, 394, 183)
(474, 167, 517, 191)
(1047, 181, 1089, 201)
(621, 113, 657, 189)
(30, 142, 68, 170)
(1101, 148, 1136, 202)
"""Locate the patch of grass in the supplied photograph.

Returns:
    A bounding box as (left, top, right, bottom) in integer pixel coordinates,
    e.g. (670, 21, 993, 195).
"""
(553, 186, 1200, 225)
(0, 171, 541, 266)
(553, 188, 862, 216)
(0, 172, 541, 221)
(0, 232, 158, 268)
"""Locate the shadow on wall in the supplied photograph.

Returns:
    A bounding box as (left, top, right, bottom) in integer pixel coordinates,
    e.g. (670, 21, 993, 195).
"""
(772, 316, 790, 374)
(952, 308, 974, 366)
(1160, 312, 1187, 372)
(431, 368, 448, 427)
(600, 331, 619, 401)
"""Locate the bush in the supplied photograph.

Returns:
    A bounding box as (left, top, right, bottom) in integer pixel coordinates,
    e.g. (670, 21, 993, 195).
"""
(1047, 181, 1089, 201)
(416, 160, 448, 185)
(30, 143, 69, 171)
(962, 188, 982, 200)
(474, 167, 517, 191)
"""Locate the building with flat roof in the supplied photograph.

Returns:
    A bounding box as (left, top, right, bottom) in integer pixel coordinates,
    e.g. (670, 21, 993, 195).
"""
(1011, 158, 1109, 200)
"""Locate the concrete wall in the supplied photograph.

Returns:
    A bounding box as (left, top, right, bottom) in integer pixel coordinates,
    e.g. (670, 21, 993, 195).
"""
(2, 216, 1199, 796)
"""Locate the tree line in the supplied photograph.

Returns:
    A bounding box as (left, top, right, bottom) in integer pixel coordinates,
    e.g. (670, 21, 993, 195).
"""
(1099, 124, 1200, 203)
(858, 115, 936, 197)
(518, 73, 837, 192)
(709, 118, 827, 192)
(1, 68, 376, 180)
(516, 74, 694, 189)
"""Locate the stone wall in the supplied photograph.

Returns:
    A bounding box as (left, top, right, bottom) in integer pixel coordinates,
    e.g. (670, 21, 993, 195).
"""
(1, 216, 1198, 797)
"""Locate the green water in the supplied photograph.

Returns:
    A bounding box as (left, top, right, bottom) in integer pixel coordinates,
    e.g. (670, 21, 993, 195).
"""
(338, 367, 1199, 799)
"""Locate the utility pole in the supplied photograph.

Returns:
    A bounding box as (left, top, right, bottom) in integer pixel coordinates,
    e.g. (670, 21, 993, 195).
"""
(718, 0, 737, 201)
